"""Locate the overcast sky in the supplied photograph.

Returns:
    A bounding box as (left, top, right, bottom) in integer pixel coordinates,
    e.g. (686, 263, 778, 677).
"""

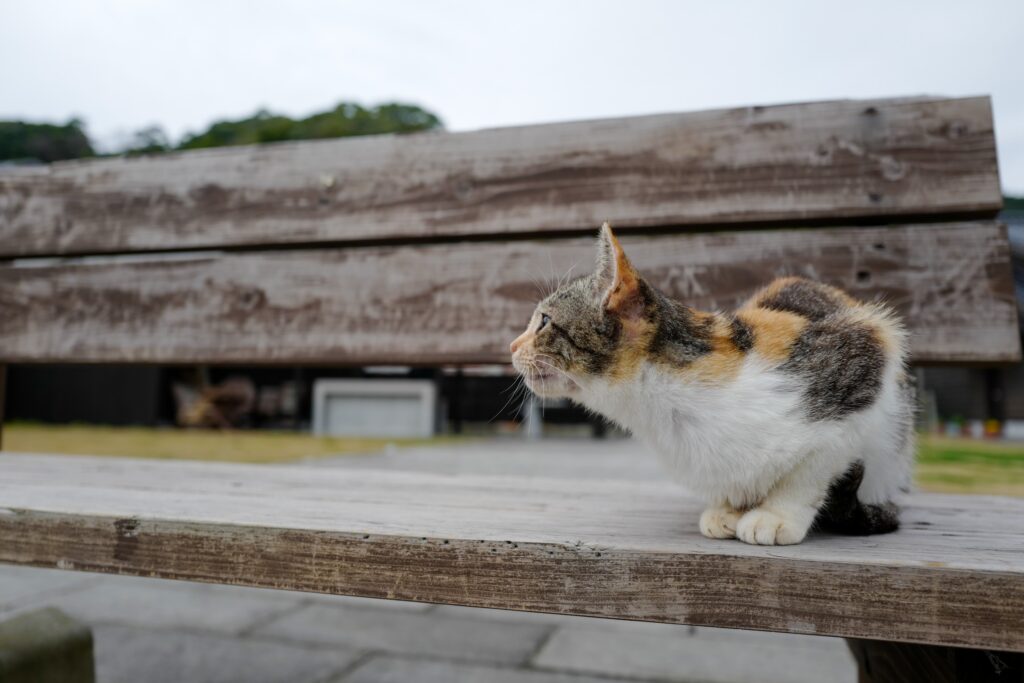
(3, 1, 1023, 193)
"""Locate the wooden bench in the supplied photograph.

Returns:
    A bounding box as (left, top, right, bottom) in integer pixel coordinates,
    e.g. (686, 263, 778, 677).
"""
(1, 95, 1021, 681)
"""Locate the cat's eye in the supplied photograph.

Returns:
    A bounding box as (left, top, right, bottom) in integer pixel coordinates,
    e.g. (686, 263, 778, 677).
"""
(537, 314, 551, 332)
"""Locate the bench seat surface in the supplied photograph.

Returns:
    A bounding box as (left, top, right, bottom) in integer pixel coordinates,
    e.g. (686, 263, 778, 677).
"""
(1, 453, 1021, 652)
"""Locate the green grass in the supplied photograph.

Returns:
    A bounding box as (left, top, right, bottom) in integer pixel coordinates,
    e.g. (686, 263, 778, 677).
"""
(2, 422, 463, 464)
(916, 435, 1024, 496)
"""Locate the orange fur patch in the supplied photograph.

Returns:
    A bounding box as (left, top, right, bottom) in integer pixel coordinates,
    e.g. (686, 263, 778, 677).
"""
(669, 313, 747, 383)
(737, 308, 808, 363)
(607, 319, 656, 383)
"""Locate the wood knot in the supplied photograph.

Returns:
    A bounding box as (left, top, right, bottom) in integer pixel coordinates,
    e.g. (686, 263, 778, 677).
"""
(238, 289, 266, 310)
(452, 177, 474, 201)
(113, 518, 141, 562)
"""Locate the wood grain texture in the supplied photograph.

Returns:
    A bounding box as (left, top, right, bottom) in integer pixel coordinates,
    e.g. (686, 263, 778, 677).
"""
(0, 96, 1000, 257)
(0, 222, 1017, 364)
(1, 453, 1023, 651)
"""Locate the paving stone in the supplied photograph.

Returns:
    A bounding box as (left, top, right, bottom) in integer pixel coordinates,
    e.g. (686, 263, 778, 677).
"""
(533, 623, 857, 683)
(0, 566, 99, 615)
(342, 655, 641, 683)
(30, 574, 305, 635)
(256, 603, 550, 665)
(94, 625, 361, 683)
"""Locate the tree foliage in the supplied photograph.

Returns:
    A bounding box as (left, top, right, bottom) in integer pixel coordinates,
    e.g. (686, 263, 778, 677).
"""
(177, 102, 442, 150)
(0, 119, 94, 163)
(0, 101, 442, 163)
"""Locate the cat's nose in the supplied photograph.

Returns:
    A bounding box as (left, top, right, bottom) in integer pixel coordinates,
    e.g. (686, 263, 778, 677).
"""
(510, 332, 529, 355)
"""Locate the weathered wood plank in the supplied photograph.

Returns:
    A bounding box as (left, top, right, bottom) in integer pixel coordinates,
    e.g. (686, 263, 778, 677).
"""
(1, 453, 1022, 651)
(0, 222, 1016, 364)
(0, 96, 1000, 257)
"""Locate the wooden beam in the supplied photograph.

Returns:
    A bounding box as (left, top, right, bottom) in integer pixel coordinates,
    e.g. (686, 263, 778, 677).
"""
(1, 454, 1022, 652)
(0, 96, 1001, 257)
(0, 222, 1016, 364)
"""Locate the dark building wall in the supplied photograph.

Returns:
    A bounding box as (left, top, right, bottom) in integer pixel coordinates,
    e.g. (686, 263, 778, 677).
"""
(3, 364, 592, 430)
(7, 365, 164, 426)
(920, 367, 989, 421)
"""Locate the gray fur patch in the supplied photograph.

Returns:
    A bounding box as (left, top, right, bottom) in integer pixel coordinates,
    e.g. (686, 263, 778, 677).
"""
(534, 275, 619, 375)
(728, 316, 754, 352)
(647, 293, 713, 365)
(760, 279, 847, 321)
(781, 317, 885, 421)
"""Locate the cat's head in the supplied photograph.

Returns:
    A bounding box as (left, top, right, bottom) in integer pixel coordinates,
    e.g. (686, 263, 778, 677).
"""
(510, 223, 653, 398)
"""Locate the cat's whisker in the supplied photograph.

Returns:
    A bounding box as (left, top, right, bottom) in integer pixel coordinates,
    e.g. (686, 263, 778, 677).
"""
(557, 259, 580, 291)
(546, 252, 559, 296)
(531, 357, 577, 387)
(488, 373, 528, 423)
(526, 272, 548, 299)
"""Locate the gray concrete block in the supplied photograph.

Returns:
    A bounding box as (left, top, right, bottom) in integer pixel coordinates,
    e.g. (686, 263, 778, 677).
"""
(36, 574, 305, 634)
(0, 607, 95, 683)
(342, 655, 641, 683)
(256, 603, 550, 665)
(533, 623, 857, 683)
(0, 565, 98, 614)
(94, 625, 361, 683)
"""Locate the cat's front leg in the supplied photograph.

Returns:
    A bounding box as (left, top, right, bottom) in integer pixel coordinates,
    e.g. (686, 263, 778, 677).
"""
(699, 502, 743, 539)
(736, 454, 848, 546)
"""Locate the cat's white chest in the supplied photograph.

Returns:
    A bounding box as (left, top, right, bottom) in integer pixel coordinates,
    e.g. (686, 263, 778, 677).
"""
(580, 360, 811, 506)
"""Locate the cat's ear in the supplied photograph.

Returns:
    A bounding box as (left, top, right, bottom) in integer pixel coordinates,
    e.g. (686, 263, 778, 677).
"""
(595, 223, 643, 317)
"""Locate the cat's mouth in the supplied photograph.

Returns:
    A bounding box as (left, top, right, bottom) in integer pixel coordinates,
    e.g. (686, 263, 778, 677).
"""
(515, 363, 579, 398)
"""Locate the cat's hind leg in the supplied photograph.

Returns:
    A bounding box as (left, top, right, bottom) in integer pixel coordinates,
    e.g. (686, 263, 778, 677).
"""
(736, 452, 850, 546)
(699, 502, 743, 540)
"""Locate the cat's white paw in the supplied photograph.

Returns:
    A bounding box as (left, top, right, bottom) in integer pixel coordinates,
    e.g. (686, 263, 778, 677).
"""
(699, 506, 741, 539)
(736, 508, 808, 545)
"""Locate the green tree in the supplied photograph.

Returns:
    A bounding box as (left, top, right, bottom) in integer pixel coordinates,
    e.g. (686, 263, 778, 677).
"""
(122, 125, 172, 156)
(0, 118, 94, 163)
(177, 102, 442, 150)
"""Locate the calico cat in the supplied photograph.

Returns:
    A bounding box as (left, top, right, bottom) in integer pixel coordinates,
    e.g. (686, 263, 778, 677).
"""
(510, 224, 914, 545)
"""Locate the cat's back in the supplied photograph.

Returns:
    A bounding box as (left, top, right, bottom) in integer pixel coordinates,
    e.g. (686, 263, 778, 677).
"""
(744, 276, 858, 322)
(737, 277, 907, 421)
